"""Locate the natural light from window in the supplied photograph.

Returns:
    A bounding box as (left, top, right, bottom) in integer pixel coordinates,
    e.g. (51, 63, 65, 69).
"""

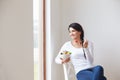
(33, 0, 40, 80)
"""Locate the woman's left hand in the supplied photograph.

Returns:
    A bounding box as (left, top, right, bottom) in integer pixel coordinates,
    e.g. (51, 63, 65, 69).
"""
(60, 57, 70, 64)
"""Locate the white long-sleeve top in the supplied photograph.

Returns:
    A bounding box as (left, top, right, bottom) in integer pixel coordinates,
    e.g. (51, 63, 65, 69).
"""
(55, 41, 94, 74)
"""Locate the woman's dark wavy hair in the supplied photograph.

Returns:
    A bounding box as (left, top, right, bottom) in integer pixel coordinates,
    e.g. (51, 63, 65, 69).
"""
(68, 23, 84, 43)
(68, 23, 86, 59)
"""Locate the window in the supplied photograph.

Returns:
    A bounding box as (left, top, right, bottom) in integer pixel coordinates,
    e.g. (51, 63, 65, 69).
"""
(33, 0, 44, 80)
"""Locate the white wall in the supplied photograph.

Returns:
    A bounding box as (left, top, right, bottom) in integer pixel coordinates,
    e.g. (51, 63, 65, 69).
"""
(51, 0, 64, 80)
(0, 0, 34, 80)
(51, 0, 120, 80)
(61, 0, 120, 80)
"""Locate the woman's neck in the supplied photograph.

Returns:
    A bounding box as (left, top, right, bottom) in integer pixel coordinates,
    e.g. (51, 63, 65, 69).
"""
(71, 39, 82, 48)
(73, 39, 82, 44)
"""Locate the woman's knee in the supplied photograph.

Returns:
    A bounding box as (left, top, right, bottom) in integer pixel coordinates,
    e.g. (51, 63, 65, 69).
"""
(95, 65, 103, 70)
(93, 65, 104, 74)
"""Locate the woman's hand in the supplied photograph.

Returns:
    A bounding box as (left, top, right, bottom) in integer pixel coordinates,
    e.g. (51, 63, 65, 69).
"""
(60, 57, 70, 64)
(83, 39, 88, 48)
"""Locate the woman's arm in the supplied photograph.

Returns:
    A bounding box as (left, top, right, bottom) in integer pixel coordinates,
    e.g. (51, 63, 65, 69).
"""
(55, 43, 67, 64)
(55, 42, 71, 64)
(83, 40, 94, 64)
(55, 51, 71, 64)
(55, 53, 63, 64)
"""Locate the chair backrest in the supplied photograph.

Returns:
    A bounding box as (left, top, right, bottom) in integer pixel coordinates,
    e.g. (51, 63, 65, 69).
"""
(63, 62, 77, 80)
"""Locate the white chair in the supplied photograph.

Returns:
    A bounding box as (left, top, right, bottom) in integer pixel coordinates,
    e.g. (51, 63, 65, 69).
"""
(63, 61, 77, 80)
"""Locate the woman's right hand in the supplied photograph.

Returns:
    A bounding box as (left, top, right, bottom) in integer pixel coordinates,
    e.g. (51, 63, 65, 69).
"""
(83, 39, 88, 48)
(60, 57, 70, 64)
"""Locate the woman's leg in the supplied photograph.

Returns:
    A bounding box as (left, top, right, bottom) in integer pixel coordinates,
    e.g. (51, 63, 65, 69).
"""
(76, 69, 93, 80)
(92, 65, 106, 80)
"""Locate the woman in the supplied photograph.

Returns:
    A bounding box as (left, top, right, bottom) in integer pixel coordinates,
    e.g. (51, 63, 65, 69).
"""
(55, 23, 106, 80)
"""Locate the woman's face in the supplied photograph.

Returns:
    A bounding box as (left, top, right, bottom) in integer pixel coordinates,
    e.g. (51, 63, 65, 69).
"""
(69, 27, 81, 40)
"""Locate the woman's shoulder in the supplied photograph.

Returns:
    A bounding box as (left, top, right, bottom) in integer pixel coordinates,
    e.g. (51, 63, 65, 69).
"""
(87, 40, 94, 48)
(63, 41, 71, 46)
(60, 41, 71, 49)
(88, 40, 93, 44)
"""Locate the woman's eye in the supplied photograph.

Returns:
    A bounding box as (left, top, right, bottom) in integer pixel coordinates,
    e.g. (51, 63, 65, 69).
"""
(70, 30, 75, 32)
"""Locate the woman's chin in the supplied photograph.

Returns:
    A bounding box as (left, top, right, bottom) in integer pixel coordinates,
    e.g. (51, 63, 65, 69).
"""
(71, 37, 77, 40)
